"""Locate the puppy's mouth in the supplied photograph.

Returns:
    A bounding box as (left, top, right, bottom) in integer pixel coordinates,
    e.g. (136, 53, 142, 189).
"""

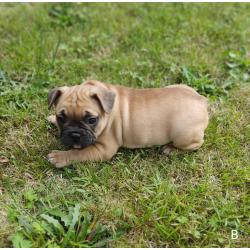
(60, 127, 96, 149)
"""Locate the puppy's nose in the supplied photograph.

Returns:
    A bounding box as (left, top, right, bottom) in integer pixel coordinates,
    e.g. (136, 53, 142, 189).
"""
(71, 132, 81, 140)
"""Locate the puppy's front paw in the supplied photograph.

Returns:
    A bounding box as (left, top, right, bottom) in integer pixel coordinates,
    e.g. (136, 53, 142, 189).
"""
(47, 150, 70, 168)
(47, 115, 57, 126)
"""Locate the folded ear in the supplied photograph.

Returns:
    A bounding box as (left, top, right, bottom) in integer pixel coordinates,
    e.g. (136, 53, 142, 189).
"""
(90, 86, 116, 113)
(48, 87, 67, 109)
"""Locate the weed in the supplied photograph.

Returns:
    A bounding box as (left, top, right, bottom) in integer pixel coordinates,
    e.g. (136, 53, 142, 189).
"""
(224, 48, 250, 87)
(48, 4, 86, 28)
(177, 66, 223, 97)
(10, 204, 115, 247)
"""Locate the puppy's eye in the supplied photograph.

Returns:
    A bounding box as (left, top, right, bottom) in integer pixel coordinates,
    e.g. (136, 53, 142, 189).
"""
(57, 113, 66, 123)
(87, 117, 98, 125)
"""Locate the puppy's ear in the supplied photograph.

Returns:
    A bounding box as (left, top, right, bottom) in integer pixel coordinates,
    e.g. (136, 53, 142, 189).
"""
(48, 87, 67, 109)
(91, 86, 116, 113)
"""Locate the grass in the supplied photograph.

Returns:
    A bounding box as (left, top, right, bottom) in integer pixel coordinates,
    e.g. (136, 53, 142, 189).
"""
(0, 3, 249, 247)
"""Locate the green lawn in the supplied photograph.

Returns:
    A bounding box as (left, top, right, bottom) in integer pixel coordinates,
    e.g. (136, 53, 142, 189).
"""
(0, 3, 249, 247)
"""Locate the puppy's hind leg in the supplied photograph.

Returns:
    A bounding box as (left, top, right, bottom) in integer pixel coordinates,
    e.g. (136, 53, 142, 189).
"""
(161, 143, 176, 155)
(173, 129, 205, 152)
(176, 140, 204, 151)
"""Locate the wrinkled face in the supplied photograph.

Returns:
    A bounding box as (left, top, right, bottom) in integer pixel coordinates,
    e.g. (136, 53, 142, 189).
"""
(56, 108, 99, 149)
(48, 82, 116, 149)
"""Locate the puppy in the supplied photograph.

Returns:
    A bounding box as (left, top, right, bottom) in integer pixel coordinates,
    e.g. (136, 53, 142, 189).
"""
(47, 80, 208, 168)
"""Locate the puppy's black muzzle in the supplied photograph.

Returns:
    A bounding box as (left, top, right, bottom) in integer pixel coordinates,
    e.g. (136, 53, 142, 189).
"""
(60, 126, 96, 149)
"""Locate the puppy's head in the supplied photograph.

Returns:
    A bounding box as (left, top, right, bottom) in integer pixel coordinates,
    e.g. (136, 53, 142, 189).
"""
(48, 81, 116, 149)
